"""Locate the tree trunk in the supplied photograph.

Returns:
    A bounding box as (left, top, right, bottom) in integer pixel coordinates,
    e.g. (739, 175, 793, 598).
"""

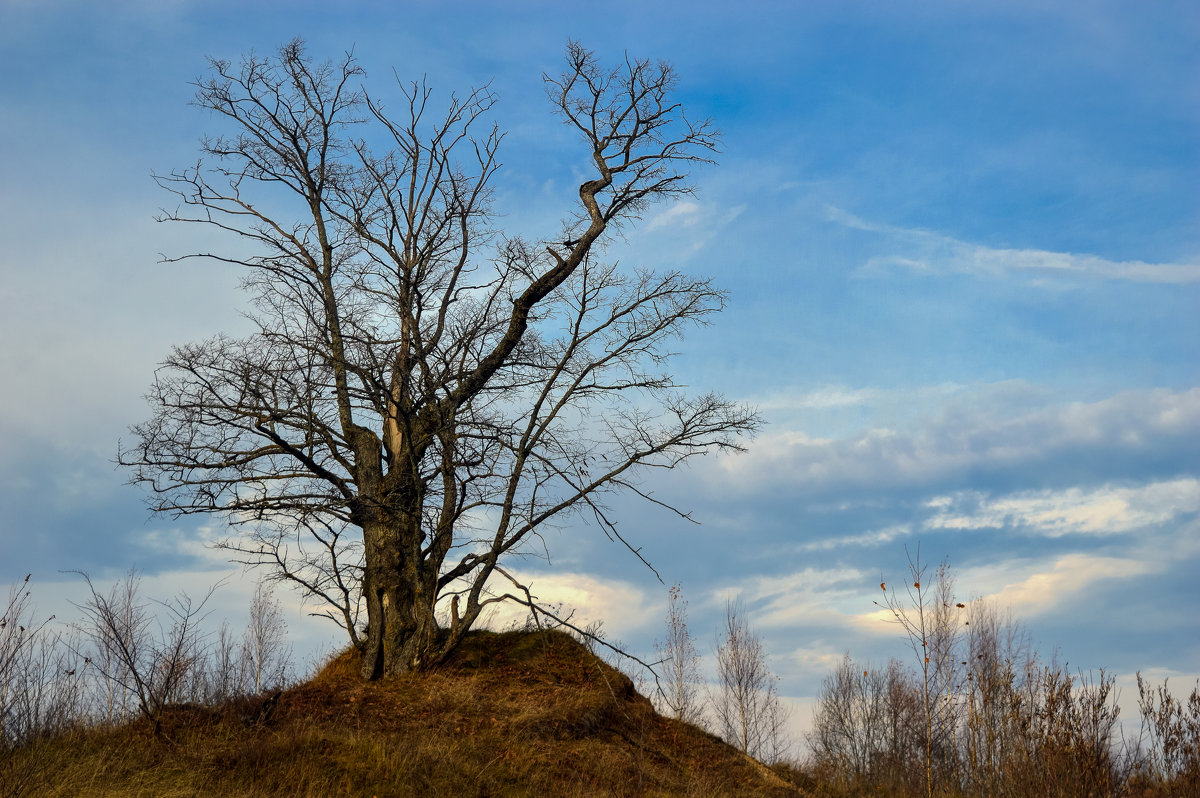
(350, 424, 438, 679)
(359, 520, 441, 678)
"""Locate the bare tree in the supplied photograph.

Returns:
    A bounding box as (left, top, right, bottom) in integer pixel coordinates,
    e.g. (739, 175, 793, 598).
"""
(810, 654, 926, 793)
(653, 583, 704, 726)
(120, 39, 757, 678)
(711, 597, 790, 763)
(811, 654, 890, 780)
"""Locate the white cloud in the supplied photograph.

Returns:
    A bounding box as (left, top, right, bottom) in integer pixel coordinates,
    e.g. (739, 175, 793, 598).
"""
(795, 524, 913, 552)
(750, 383, 966, 415)
(645, 200, 703, 231)
(827, 205, 1200, 285)
(718, 565, 872, 629)
(926, 478, 1200, 536)
(706, 385, 1200, 498)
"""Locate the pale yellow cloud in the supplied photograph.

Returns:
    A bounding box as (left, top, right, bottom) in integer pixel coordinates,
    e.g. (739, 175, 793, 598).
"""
(474, 570, 660, 640)
(963, 553, 1154, 617)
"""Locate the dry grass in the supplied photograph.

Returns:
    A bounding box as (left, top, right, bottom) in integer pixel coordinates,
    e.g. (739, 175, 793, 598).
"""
(1, 630, 805, 797)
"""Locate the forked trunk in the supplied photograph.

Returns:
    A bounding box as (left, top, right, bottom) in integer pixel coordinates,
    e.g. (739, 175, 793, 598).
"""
(359, 520, 440, 679)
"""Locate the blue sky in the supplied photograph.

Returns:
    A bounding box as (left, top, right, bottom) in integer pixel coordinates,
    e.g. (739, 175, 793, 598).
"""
(1, 0, 1197, 741)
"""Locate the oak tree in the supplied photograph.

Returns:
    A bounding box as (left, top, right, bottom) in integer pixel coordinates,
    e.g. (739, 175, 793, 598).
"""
(122, 40, 757, 678)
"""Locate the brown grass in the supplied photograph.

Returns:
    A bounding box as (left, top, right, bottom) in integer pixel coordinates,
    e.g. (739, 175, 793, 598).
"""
(1, 629, 805, 797)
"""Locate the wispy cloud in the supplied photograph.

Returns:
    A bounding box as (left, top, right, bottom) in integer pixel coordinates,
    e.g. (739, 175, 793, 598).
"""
(925, 478, 1200, 537)
(756, 385, 881, 411)
(719, 566, 872, 629)
(645, 200, 703, 231)
(794, 524, 913, 552)
(745, 384, 969, 432)
(636, 199, 747, 258)
(827, 206, 1200, 285)
(708, 386, 1200, 498)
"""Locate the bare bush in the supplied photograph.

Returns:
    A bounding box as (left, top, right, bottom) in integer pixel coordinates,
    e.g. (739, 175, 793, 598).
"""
(1, 576, 42, 748)
(0, 579, 85, 798)
(1132, 674, 1200, 794)
(72, 571, 216, 732)
(2, 633, 87, 752)
(200, 620, 250, 704)
(812, 553, 1143, 797)
(962, 598, 1032, 788)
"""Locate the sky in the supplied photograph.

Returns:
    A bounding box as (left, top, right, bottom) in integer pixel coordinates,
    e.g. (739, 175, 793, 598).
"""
(1, 0, 1197, 746)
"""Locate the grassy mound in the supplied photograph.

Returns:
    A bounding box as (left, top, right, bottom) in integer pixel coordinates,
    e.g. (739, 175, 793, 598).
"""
(2, 629, 804, 797)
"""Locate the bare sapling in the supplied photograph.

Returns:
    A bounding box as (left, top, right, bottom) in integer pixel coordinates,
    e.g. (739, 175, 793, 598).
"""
(711, 597, 791, 763)
(654, 583, 704, 727)
(242, 582, 291, 694)
(810, 654, 888, 782)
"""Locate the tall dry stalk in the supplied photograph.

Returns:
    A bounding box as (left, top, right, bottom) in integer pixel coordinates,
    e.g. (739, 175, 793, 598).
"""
(877, 545, 937, 798)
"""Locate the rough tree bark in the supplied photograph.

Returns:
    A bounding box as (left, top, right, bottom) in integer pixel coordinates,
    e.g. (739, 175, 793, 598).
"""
(122, 39, 758, 678)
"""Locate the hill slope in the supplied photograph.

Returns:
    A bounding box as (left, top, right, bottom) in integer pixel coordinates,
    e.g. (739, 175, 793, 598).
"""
(4, 629, 804, 797)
